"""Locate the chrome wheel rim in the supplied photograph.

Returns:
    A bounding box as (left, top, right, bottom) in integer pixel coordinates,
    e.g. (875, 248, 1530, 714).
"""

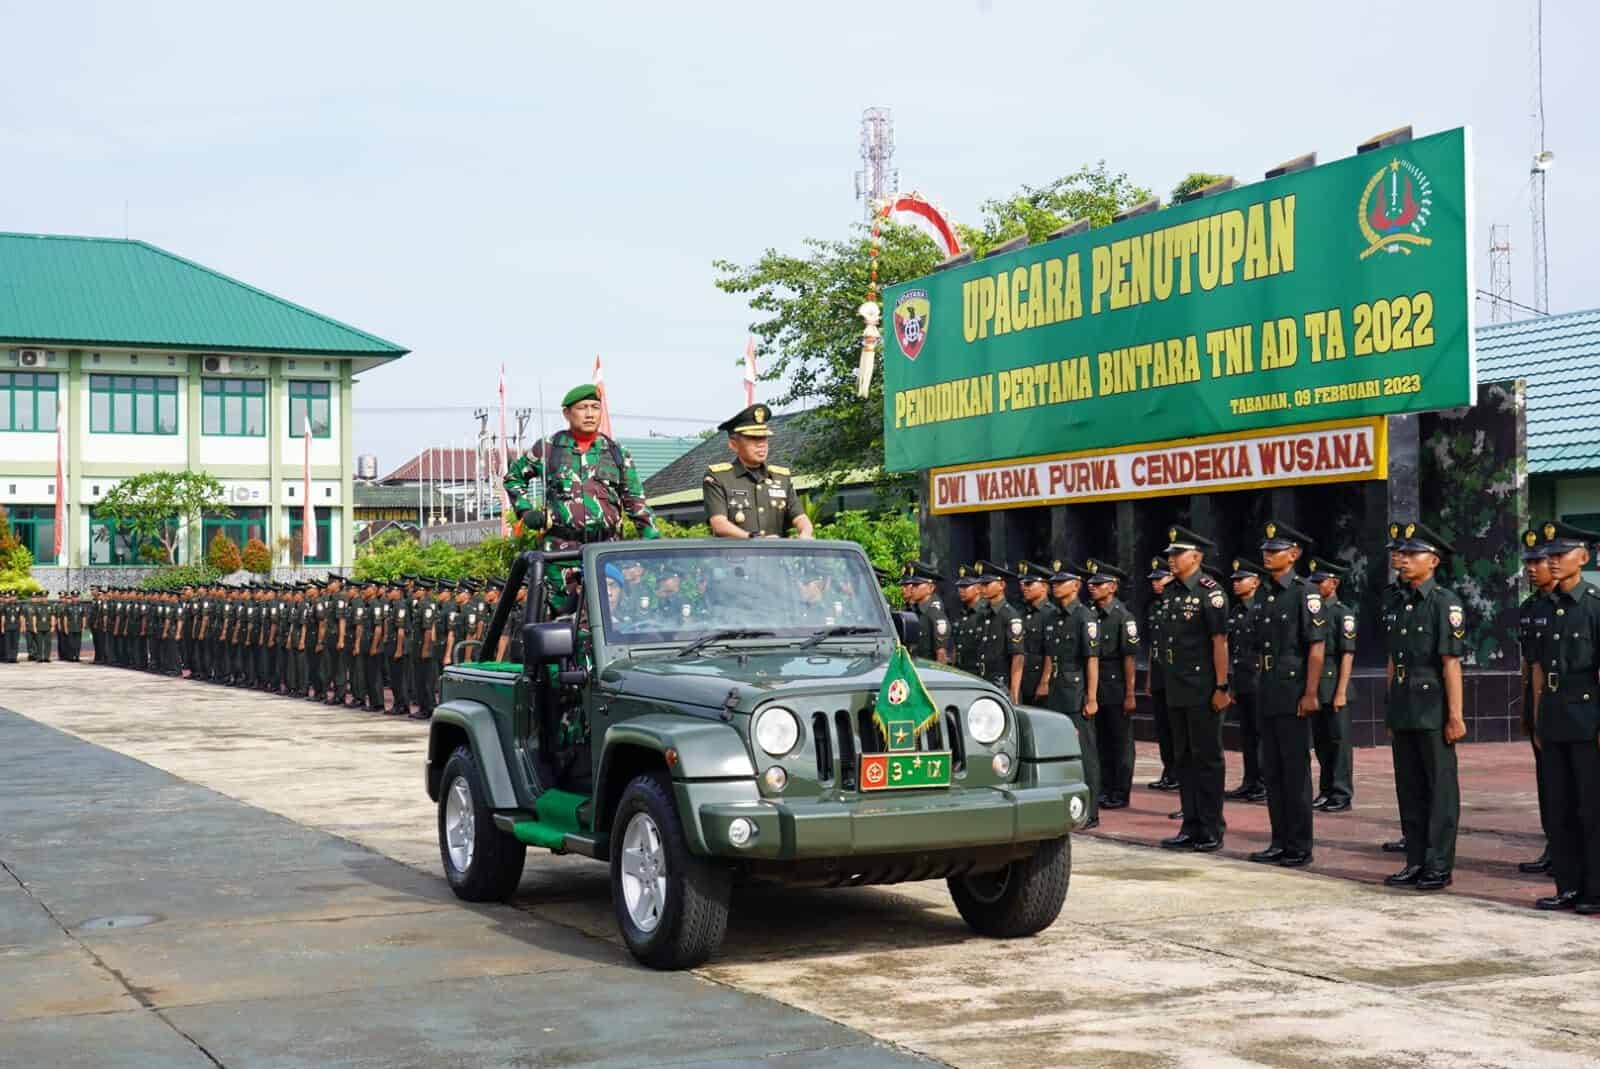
(619, 811, 668, 933)
(444, 775, 476, 874)
(964, 866, 1012, 905)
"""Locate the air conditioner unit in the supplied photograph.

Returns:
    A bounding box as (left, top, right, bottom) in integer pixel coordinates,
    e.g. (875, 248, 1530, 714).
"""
(18, 349, 49, 367)
(202, 355, 232, 373)
(230, 485, 253, 504)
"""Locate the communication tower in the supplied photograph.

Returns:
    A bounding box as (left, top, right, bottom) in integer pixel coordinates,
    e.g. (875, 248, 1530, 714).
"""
(854, 107, 899, 221)
(1487, 225, 1513, 323)
(1529, 0, 1553, 314)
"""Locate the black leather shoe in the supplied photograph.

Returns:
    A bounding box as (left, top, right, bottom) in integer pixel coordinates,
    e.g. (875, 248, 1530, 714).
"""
(1382, 838, 1408, 853)
(1244, 786, 1268, 803)
(1100, 797, 1128, 810)
(1223, 784, 1253, 800)
(1081, 818, 1100, 830)
(1279, 851, 1313, 868)
(1311, 795, 1330, 810)
(1384, 865, 1423, 886)
(1150, 777, 1180, 792)
(1249, 847, 1286, 864)
(1576, 900, 1600, 915)
(1322, 799, 1352, 813)
(1160, 833, 1196, 850)
(1168, 809, 1185, 820)
(1191, 837, 1223, 853)
(1519, 853, 1553, 875)
(1415, 869, 1453, 891)
(407, 710, 432, 721)
(1536, 890, 1579, 911)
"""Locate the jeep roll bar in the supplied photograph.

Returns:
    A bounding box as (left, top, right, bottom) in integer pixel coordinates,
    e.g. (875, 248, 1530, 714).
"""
(479, 548, 582, 662)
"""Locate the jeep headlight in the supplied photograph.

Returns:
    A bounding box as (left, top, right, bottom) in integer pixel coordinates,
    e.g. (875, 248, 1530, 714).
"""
(968, 697, 1006, 745)
(753, 706, 800, 757)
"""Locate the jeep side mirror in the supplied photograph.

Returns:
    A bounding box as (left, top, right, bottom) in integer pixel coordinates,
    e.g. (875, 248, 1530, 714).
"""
(523, 620, 575, 667)
(892, 610, 921, 649)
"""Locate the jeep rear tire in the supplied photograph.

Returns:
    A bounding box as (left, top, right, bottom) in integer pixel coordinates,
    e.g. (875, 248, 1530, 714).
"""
(610, 772, 731, 970)
(949, 834, 1070, 938)
(438, 745, 526, 902)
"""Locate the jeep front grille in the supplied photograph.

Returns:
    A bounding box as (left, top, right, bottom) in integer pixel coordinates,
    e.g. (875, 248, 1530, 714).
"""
(809, 704, 964, 787)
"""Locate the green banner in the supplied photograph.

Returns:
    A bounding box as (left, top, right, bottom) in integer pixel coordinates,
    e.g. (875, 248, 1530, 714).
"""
(883, 127, 1473, 473)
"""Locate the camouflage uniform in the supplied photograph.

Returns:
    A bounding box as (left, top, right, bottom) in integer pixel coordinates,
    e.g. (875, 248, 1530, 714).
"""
(503, 431, 658, 548)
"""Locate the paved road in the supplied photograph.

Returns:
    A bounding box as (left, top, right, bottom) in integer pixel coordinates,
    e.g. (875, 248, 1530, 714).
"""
(0, 710, 933, 1068)
(7, 662, 1600, 1068)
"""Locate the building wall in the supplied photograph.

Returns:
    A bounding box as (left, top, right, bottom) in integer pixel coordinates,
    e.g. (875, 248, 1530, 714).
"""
(2, 345, 357, 571)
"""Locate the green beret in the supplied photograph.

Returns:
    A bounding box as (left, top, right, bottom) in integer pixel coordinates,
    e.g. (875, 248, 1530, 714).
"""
(561, 384, 600, 408)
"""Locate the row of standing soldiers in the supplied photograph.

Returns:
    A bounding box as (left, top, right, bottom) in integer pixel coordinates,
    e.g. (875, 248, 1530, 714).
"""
(69, 577, 532, 721)
(0, 591, 90, 663)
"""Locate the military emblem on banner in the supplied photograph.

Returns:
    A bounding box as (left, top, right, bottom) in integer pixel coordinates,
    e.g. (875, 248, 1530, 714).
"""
(1359, 157, 1434, 260)
(893, 288, 931, 360)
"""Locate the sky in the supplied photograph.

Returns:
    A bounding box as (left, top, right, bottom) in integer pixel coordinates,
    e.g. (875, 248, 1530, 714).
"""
(1, 0, 1592, 474)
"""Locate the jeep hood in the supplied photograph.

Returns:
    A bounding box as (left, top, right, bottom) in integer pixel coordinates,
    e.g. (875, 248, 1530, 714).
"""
(600, 648, 988, 713)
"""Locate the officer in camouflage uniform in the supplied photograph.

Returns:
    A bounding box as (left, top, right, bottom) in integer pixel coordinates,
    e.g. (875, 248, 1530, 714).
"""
(702, 403, 814, 540)
(1381, 521, 1466, 891)
(1045, 559, 1101, 825)
(1528, 521, 1600, 913)
(1086, 561, 1138, 809)
(1309, 557, 1358, 813)
(1158, 526, 1231, 853)
(1517, 529, 1556, 876)
(1225, 558, 1268, 802)
(898, 561, 949, 663)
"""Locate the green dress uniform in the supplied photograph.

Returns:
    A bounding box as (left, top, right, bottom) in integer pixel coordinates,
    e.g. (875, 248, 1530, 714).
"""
(29, 597, 54, 662)
(951, 568, 985, 676)
(1517, 530, 1555, 866)
(1015, 562, 1057, 703)
(1250, 523, 1329, 861)
(2, 595, 19, 663)
(1309, 559, 1358, 809)
(57, 596, 86, 661)
(1145, 558, 1177, 787)
(899, 562, 949, 662)
(349, 592, 373, 709)
(972, 561, 1023, 693)
(363, 593, 389, 710)
(1159, 527, 1231, 847)
(1225, 560, 1266, 798)
(1045, 560, 1102, 821)
(1383, 523, 1466, 880)
(1528, 522, 1600, 909)
(1087, 560, 1138, 806)
(332, 589, 356, 703)
(408, 589, 438, 718)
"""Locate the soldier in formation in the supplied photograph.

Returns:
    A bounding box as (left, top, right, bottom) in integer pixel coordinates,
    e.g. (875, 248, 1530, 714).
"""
(1224, 558, 1267, 803)
(1044, 560, 1101, 827)
(1309, 557, 1358, 813)
(1144, 557, 1179, 792)
(1087, 560, 1138, 810)
(1517, 528, 1557, 876)
(898, 561, 949, 663)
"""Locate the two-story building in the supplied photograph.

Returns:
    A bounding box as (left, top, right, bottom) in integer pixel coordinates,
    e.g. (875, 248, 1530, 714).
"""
(0, 232, 407, 588)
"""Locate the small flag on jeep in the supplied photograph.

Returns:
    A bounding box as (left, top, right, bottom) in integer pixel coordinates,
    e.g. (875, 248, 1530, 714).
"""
(873, 645, 940, 751)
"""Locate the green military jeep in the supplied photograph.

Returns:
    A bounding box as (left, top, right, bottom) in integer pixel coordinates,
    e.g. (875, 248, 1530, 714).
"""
(425, 540, 1090, 969)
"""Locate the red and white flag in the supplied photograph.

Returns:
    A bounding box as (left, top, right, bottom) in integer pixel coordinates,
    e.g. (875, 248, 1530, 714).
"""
(498, 363, 511, 535)
(53, 397, 64, 559)
(592, 354, 614, 439)
(302, 414, 318, 560)
(743, 335, 758, 407)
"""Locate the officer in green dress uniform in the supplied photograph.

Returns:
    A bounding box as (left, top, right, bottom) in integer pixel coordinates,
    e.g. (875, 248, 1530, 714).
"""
(1144, 557, 1179, 791)
(972, 561, 1024, 697)
(1309, 557, 1358, 813)
(1015, 561, 1057, 705)
(703, 403, 814, 540)
(1045, 559, 1102, 825)
(1086, 560, 1138, 809)
(1, 592, 19, 663)
(1527, 521, 1600, 913)
(1225, 558, 1268, 802)
(1246, 522, 1327, 867)
(54, 591, 83, 662)
(408, 581, 439, 719)
(952, 566, 986, 677)
(29, 593, 55, 662)
(331, 579, 356, 705)
(1517, 529, 1557, 876)
(898, 562, 949, 663)
(1159, 526, 1231, 853)
(1381, 521, 1466, 891)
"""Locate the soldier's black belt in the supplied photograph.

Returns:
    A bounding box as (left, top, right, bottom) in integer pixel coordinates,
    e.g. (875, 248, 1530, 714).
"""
(1543, 665, 1595, 693)
(1391, 665, 1440, 685)
(1258, 655, 1304, 676)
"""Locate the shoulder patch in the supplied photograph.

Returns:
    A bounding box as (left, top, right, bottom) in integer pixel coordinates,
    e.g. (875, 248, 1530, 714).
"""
(707, 463, 733, 473)
(1009, 617, 1024, 637)
(1447, 604, 1465, 630)
(1306, 594, 1323, 614)
(1087, 620, 1099, 641)
(768, 465, 791, 476)
(1208, 590, 1226, 609)
(935, 619, 948, 637)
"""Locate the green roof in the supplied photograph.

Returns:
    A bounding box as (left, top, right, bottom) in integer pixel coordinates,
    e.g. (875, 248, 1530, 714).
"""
(1477, 308, 1600, 474)
(616, 437, 701, 481)
(0, 232, 407, 359)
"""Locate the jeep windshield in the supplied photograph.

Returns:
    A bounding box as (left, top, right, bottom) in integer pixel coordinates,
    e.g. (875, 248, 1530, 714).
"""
(594, 543, 892, 647)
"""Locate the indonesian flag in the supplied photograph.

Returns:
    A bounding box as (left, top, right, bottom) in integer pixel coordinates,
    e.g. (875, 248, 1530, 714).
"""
(53, 397, 64, 559)
(743, 335, 758, 406)
(592, 353, 614, 438)
(498, 363, 511, 535)
(302, 414, 317, 560)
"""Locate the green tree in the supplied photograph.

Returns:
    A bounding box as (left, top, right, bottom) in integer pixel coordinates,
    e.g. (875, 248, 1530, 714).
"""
(715, 164, 1150, 496)
(1169, 171, 1230, 203)
(98, 471, 228, 565)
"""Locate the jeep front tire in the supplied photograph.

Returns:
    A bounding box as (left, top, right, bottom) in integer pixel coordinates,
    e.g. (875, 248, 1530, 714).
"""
(610, 772, 731, 970)
(438, 745, 526, 902)
(949, 834, 1070, 937)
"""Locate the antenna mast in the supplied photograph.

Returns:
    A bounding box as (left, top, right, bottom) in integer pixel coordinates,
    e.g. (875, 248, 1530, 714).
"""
(853, 107, 899, 222)
(1529, 0, 1553, 314)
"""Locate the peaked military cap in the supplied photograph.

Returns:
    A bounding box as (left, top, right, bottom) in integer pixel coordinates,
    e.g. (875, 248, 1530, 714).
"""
(1085, 558, 1128, 584)
(1231, 557, 1268, 579)
(1147, 555, 1173, 580)
(1385, 522, 1406, 550)
(1260, 519, 1315, 553)
(1521, 527, 1549, 561)
(1396, 521, 1454, 556)
(1047, 558, 1086, 583)
(1163, 525, 1215, 554)
(899, 561, 943, 584)
(718, 403, 774, 437)
(1306, 556, 1350, 581)
(1015, 561, 1052, 584)
(1537, 520, 1600, 555)
(971, 560, 1015, 581)
(561, 383, 600, 408)
(955, 564, 982, 588)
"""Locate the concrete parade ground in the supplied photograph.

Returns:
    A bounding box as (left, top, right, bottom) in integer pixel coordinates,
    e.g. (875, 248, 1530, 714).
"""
(4, 661, 1600, 1068)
